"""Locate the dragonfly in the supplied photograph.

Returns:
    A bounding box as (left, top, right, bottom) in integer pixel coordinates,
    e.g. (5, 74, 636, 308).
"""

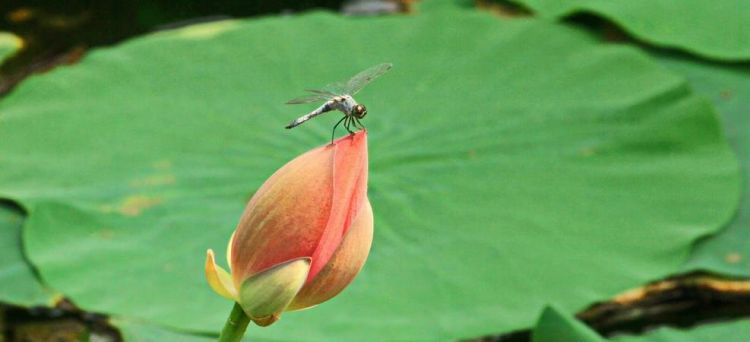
(285, 63, 392, 141)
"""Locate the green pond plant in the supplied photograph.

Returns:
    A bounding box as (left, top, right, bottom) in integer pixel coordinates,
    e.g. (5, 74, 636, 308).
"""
(205, 131, 373, 341)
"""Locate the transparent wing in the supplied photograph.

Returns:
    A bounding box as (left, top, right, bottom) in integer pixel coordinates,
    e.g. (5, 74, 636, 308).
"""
(305, 89, 338, 97)
(343, 63, 393, 95)
(319, 81, 347, 96)
(286, 91, 331, 104)
(286, 63, 392, 103)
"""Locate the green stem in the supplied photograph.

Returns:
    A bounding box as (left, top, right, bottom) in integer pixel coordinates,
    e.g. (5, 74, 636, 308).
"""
(218, 303, 251, 342)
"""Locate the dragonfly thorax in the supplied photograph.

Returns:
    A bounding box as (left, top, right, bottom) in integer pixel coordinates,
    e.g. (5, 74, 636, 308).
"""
(330, 95, 363, 117)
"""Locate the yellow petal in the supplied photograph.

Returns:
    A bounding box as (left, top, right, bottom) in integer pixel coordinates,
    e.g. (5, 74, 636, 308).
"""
(237, 257, 311, 326)
(226, 230, 235, 271)
(205, 249, 237, 300)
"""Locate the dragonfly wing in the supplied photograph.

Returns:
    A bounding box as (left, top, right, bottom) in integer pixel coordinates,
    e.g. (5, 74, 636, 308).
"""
(305, 89, 339, 97)
(321, 81, 347, 96)
(287, 63, 392, 104)
(344, 63, 393, 95)
(286, 93, 330, 104)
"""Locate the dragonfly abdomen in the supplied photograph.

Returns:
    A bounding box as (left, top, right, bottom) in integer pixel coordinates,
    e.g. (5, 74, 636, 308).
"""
(285, 101, 334, 129)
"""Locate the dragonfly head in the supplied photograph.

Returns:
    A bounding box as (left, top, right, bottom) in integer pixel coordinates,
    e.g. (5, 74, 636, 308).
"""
(353, 104, 367, 119)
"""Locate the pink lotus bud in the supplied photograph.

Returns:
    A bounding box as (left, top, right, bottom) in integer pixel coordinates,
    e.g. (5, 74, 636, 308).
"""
(206, 131, 373, 326)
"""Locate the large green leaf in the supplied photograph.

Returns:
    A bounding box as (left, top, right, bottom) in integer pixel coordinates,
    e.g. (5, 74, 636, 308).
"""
(531, 305, 750, 342)
(532, 307, 750, 342)
(114, 318, 215, 342)
(0, 203, 54, 306)
(507, 0, 750, 61)
(613, 319, 750, 341)
(531, 306, 604, 342)
(0, 10, 740, 341)
(655, 55, 750, 276)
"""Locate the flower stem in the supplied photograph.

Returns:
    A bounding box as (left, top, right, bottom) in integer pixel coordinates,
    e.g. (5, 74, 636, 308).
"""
(218, 303, 250, 342)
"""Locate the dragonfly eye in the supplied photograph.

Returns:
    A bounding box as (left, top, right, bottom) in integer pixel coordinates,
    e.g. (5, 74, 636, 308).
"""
(355, 104, 367, 118)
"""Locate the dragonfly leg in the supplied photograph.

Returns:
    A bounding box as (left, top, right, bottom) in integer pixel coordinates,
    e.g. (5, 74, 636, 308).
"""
(343, 116, 354, 134)
(353, 117, 366, 130)
(331, 116, 347, 143)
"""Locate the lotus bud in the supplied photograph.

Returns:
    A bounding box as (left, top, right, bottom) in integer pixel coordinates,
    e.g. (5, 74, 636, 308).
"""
(206, 131, 373, 326)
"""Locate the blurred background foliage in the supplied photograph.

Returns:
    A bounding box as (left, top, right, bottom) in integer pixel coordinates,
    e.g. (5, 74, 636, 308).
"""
(0, 0, 749, 341)
(0, 0, 361, 94)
